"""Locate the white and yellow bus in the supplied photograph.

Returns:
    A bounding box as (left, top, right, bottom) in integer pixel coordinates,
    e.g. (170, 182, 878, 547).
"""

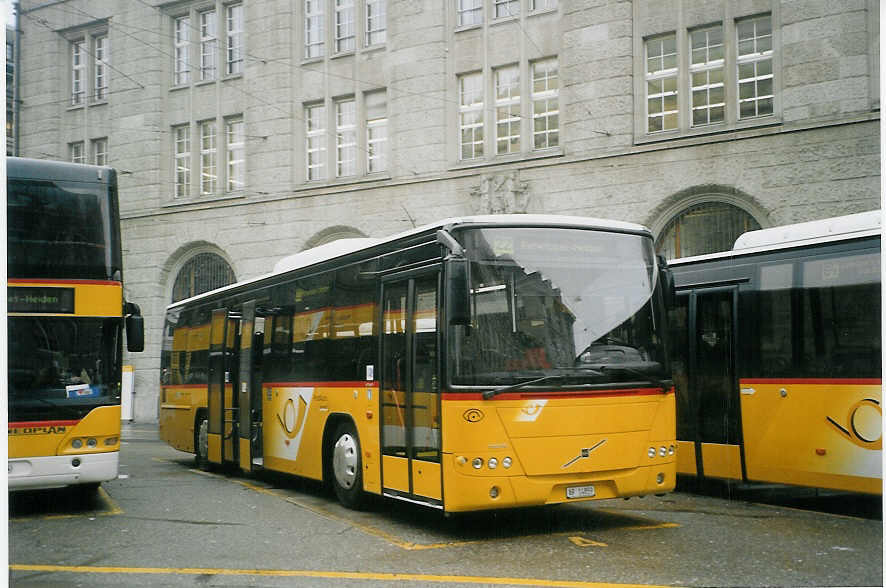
(7, 157, 144, 492)
(667, 210, 881, 495)
(160, 215, 676, 512)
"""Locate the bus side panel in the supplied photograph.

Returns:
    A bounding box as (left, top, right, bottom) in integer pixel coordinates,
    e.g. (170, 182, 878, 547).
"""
(261, 383, 381, 494)
(159, 385, 206, 453)
(741, 379, 882, 494)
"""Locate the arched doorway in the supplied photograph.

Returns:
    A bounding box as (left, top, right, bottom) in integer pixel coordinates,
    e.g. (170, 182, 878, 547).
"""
(655, 201, 763, 259)
(171, 251, 236, 302)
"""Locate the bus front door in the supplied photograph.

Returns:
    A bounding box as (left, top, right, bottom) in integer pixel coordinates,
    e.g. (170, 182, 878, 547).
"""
(380, 272, 442, 508)
(690, 288, 743, 483)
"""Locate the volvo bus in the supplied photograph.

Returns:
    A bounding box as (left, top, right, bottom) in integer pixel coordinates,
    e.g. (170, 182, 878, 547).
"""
(667, 210, 881, 495)
(7, 157, 144, 492)
(159, 215, 676, 512)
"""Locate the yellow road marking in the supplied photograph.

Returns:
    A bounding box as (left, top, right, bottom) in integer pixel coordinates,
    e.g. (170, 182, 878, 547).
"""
(10, 486, 122, 521)
(569, 536, 608, 547)
(158, 459, 679, 551)
(9, 564, 679, 587)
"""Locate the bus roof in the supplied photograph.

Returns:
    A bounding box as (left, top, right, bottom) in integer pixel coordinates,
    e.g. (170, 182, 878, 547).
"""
(7, 156, 115, 184)
(169, 214, 651, 310)
(669, 210, 882, 266)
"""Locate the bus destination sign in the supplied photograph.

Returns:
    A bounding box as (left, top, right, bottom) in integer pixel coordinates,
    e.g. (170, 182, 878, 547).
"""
(8, 287, 75, 314)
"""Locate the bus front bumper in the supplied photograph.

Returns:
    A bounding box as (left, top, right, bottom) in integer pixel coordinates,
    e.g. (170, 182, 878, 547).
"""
(8, 452, 119, 491)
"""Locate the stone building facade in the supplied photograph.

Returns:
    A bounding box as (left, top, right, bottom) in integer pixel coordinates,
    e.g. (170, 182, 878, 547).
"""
(15, 0, 880, 421)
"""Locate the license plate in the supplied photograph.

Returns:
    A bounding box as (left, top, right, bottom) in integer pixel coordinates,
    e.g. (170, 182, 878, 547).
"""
(566, 485, 596, 499)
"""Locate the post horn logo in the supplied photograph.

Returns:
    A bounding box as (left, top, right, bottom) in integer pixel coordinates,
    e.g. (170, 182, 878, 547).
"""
(826, 398, 881, 450)
(463, 409, 485, 423)
(278, 396, 309, 441)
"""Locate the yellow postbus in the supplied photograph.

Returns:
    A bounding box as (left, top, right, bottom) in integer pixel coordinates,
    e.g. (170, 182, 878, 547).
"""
(7, 157, 144, 492)
(160, 215, 676, 512)
(667, 211, 881, 494)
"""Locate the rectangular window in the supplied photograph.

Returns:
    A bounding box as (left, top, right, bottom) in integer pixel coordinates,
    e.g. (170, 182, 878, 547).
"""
(458, 72, 484, 160)
(305, 103, 326, 180)
(737, 15, 773, 119)
(70, 141, 85, 164)
(366, 0, 386, 46)
(226, 117, 245, 191)
(456, 0, 483, 27)
(200, 120, 217, 194)
(531, 0, 557, 10)
(645, 34, 678, 132)
(531, 58, 559, 149)
(71, 40, 86, 106)
(174, 125, 191, 198)
(494, 0, 520, 19)
(335, 0, 355, 53)
(495, 65, 520, 154)
(690, 26, 725, 127)
(200, 10, 218, 81)
(91, 137, 108, 166)
(174, 16, 191, 85)
(305, 0, 325, 58)
(336, 99, 356, 177)
(365, 90, 387, 173)
(226, 4, 243, 75)
(94, 35, 109, 101)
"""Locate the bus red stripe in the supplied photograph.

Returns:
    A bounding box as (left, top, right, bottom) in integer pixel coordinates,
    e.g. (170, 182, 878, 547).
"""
(9, 278, 121, 286)
(9, 420, 81, 428)
(740, 378, 882, 385)
(442, 387, 674, 401)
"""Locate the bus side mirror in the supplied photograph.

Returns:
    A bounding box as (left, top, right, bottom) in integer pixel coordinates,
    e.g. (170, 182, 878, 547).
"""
(125, 303, 145, 352)
(446, 256, 472, 326)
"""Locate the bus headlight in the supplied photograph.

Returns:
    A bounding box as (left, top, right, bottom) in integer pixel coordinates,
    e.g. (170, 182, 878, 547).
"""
(502, 457, 512, 469)
(105, 437, 118, 446)
(72, 439, 83, 449)
(659, 446, 667, 457)
(87, 438, 98, 448)
(668, 445, 675, 456)
(488, 458, 498, 470)
(472, 458, 483, 469)
(648, 447, 655, 458)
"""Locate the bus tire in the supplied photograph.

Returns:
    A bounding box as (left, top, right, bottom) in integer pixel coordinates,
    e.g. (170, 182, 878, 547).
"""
(195, 416, 210, 471)
(330, 421, 366, 509)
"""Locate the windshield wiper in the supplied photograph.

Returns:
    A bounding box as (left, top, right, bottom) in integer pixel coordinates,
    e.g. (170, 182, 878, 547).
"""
(597, 365, 671, 390)
(483, 374, 564, 400)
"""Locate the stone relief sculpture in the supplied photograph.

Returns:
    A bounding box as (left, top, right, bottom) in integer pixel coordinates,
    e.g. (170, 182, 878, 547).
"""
(470, 172, 530, 214)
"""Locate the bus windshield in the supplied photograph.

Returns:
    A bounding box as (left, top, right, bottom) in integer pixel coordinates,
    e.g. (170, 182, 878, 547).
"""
(7, 178, 121, 280)
(449, 227, 668, 389)
(8, 317, 122, 422)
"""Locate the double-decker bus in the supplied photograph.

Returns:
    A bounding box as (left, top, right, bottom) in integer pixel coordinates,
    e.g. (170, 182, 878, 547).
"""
(7, 157, 144, 492)
(667, 210, 881, 495)
(159, 215, 676, 512)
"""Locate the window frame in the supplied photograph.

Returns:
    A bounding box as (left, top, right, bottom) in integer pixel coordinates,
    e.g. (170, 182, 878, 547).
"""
(644, 34, 679, 134)
(365, 90, 388, 173)
(458, 72, 485, 161)
(456, 0, 483, 28)
(689, 25, 725, 128)
(174, 15, 191, 86)
(226, 3, 244, 76)
(69, 141, 85, 164)
(200, 119, 218, 194)
(91, 137, 108, 166)
(494, 64, 521, 155)
(94, 35, 109, 102)
(365, 0, 386, 46)
(304, 0, 326, 59)
(199, 9, 218, 82)
(305, 102, 327, 181)
(736, 14, 774, 120)
(335, 98, 357, 177)
(71, 39, 86, 106)
(225, 117, 245, 192)
(334, 0, 356, 54)
(531, 57, 559, 151)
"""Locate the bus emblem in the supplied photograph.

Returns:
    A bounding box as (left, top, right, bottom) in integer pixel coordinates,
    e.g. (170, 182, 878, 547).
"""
(463, 409, 484, 423)
(826, 398, 882, 449)
(562, 439, 606, 469)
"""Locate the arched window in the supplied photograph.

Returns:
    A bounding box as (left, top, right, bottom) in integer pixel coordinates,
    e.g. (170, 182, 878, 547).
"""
(656, 202, 761, 259)
(171, 252, 236, 302)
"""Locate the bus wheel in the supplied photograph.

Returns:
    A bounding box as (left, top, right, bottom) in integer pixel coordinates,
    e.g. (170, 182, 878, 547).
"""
(195, 416, 210, 471)
(331, 422, 366, 509)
